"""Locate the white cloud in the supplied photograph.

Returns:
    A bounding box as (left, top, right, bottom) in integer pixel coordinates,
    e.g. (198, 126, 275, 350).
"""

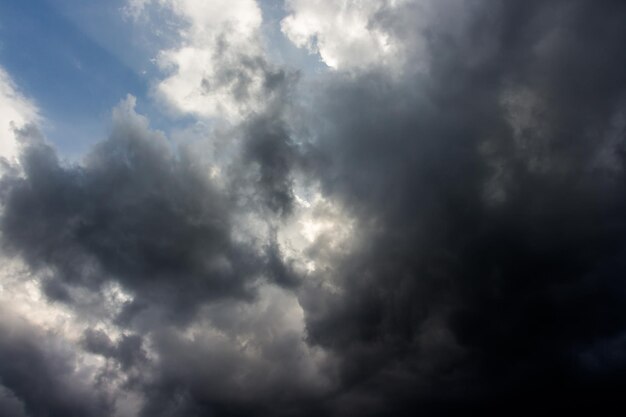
(0, 67, 40, 162)
(129, 0, 273, 122)
(281, 0, 410, 71)
(278, 185, 356, 274)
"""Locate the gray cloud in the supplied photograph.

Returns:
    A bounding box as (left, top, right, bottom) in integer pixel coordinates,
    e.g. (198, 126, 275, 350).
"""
(0, 385, 28, 417)
(0, 103, 266, 325)
(82, 329, 147, 372)
(0, 309, 113, 417)
(2, 1, 626, 416)
(294, 0, 626, 414)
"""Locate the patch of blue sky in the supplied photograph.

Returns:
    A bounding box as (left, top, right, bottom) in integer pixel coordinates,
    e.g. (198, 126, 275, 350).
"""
(0, 0, 157, 158)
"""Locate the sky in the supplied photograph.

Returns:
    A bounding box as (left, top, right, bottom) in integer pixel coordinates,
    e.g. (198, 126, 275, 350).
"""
(1, 1, 626, 416)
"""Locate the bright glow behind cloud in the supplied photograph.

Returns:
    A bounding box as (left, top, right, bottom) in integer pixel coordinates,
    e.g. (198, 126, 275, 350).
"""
(0, 67, 40, 162)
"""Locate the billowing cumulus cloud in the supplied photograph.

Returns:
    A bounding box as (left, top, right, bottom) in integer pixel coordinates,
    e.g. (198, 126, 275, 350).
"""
(0, 95, 305, 325)
(2, 0, 626, 416)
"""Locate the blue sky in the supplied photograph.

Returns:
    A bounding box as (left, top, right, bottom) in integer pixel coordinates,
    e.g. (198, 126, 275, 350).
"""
(0, 0, 153, 156)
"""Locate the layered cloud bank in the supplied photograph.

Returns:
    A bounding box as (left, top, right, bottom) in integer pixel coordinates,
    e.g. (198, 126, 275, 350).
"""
(2, 1, 626, 416)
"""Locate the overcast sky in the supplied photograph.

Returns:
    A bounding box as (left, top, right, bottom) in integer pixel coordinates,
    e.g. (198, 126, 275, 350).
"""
(1, 1, 626, 416)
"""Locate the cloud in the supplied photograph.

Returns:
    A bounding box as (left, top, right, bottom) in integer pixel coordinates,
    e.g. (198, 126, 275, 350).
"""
(0, 67, 40, 163)
(281, 0, 429, 71)
(137, 285, 333, 417)
(281, 0, 397, 70)
(3, 0, 626, 416)
(132, 0, 288, 121)
(291, 0, 626, 414)
(0, 307, 113, 417)
(0, 385, 28, 417)
(0, 96, 273, 325)
(0, 92, 332, 415)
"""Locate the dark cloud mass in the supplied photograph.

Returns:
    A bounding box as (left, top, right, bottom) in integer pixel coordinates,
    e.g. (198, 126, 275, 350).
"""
(299, 1, 626, 414)
(1, 105, 266, 323)
(0, 309, 113, 417)
(2, 0, 626, 416)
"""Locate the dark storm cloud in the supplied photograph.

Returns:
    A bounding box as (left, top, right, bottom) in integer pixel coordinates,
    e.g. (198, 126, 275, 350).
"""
(82, 329, 147, 371)
(0, 310, 112, 417)
(231, 60, 303, 218)
(295, 0, 626, 415)
(0, 386, 27, 417)
(242, 115, 297, 216)
(0, 105, 272, 325)
(3, 1, 626, 416)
